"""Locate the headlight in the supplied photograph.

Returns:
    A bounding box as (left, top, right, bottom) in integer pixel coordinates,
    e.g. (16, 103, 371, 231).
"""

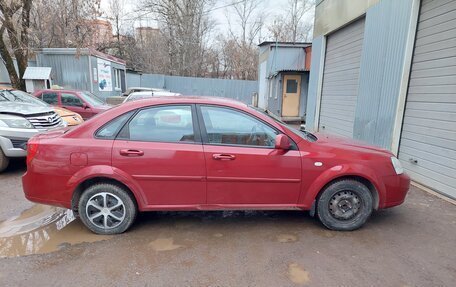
(0, 114, 33, 129)
(391, 157, 404, 175)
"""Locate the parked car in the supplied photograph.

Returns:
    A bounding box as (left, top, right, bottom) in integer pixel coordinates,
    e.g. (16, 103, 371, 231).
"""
(22, 96, 410, 235)
(122, 87, 172, 97)
(33, 89, 111, 119)
(123, 91, 181, 103)
(0, 91, 66, 173)
(0, 88, 84, 127)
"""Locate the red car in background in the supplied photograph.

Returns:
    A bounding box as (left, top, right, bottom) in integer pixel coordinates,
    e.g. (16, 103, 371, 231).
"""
(22, 97, 410, 235)
(33, 89, 111, 119)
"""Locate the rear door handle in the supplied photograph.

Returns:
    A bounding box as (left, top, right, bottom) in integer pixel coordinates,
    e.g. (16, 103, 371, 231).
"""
(120, 149, 144, 157)
(212, 154, 236, 160)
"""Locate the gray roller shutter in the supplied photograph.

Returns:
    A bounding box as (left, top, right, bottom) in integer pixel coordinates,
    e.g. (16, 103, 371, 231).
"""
(319, 17, 365, 137)
(399, 0, 456, 199)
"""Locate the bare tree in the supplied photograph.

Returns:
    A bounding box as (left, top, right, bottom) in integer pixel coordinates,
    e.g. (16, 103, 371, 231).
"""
(226, 0, 263, 46)
(0, 0, 33, 90)
(105, 0, 127, 57)
(288, 0, 313, 42)
(221, 0, 264, 80)
(29, 0, 101, 48)
(267, 0, 314, 42)
(140, 0, 215, 77)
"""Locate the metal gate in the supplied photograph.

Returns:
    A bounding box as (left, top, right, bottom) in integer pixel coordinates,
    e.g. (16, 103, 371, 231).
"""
(398, 0, 456, 199)
(319, 17, 366, 137)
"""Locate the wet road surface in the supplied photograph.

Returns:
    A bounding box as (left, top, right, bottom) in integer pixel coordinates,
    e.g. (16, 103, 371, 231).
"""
(0, 162, 455, 286)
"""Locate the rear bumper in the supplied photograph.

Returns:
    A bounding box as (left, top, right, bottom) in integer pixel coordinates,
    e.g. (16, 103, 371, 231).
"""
(381, 173, 411, 208)
(22, 170, 72, 209)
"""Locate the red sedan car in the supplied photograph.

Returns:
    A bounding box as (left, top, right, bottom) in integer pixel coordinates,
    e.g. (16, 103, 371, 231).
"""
(33, 89, 111, 119)
(22, 97, 410, 235)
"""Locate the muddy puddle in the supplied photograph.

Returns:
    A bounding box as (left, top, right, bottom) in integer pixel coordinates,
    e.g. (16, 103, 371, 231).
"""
(0, 205, 109, 258)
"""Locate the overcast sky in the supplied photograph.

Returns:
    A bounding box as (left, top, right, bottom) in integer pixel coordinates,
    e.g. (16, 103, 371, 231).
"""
(100, 0, 315, 41)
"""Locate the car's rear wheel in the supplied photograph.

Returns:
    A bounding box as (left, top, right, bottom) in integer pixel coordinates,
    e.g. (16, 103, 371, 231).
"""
(317, 179, 373, 231)
(0, 148, 9, 173)
(78, 183, 137, 235)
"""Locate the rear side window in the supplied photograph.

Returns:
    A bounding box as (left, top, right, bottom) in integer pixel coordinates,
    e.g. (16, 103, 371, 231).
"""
(120, 105, 195, 143)
(42, 92, 58, 105)
(95, 111, 135, 139)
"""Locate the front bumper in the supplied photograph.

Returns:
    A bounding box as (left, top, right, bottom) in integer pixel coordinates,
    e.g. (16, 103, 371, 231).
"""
(0, 127, 43, 157)
(382, 173, 411, 208)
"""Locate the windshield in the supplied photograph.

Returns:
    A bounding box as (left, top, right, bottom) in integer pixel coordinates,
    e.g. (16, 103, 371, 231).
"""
(79, 91, 105, 107)
(250, 106, 317, 142)
(0, 90, 49, 107)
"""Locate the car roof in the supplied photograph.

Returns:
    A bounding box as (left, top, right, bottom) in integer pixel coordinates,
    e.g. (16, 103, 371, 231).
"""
(122, 95, 248, 109)
(129, 91, 177, 96)
(38, 89, 83, 93)
(65, 94, 308, 146)
(126, 87, 168, 92)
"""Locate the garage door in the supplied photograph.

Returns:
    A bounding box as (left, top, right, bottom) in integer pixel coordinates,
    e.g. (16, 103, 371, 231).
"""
(398, 0, 456, 199)
(319, 17, 365, 137)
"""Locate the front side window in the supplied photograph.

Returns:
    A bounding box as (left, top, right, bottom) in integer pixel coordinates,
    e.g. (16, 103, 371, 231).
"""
(200, 106, 278, 148)
(61, 93, 83, 107)
(41, 92, 58, 105)
(121, 105, 195, 143)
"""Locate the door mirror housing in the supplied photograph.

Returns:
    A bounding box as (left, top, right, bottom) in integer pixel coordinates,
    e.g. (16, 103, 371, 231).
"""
(275, 134, 291, 150)
(82, 103, 89, 109)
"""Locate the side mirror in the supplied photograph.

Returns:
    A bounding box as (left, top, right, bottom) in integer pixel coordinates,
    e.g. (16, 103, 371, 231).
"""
(275, 134, 291, 150)
(82, 103, 89, 109)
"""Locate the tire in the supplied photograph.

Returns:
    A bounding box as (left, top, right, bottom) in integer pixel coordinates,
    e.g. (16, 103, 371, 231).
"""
(78, 183, 137, 235)
(317, 179, 373, 231)
(0, 148, 9, 173)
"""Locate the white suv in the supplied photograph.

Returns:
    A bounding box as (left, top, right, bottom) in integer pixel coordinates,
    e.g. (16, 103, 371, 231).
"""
(0, 96, 65, 172)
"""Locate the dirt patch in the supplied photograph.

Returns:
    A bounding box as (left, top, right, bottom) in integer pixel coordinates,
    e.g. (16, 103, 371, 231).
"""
(277, 234, 298, 243)
(288, 263, 310, 285)
(148, 238, 183, 251)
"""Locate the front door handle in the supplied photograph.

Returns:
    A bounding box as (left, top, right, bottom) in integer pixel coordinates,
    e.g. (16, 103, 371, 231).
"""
(120, 149, 144, 157)
(212, 154, 236, 161)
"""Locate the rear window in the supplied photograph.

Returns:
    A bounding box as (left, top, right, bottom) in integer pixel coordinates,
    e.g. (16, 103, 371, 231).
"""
(95, 111, 135, 139)
(119, 105, 195, 143)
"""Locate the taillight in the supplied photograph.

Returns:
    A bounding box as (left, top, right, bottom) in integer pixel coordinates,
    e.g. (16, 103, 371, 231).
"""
(27, 140, 40, 165)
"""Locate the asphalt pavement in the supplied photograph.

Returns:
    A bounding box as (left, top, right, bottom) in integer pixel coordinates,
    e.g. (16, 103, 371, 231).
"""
(0, 162, 455, 287)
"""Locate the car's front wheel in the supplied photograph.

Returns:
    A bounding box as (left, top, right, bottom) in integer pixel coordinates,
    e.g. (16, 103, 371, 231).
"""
(317, 179, 373, 231)
(78, 183, 137, 235)
(0, 148, 9, 173)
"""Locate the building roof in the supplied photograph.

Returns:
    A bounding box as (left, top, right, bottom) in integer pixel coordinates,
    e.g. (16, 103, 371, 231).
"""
(277, 69, 309, 73)
(258, 41, 311, 47)
(22, 67, 52, 80)
(36, 48, 126, 65)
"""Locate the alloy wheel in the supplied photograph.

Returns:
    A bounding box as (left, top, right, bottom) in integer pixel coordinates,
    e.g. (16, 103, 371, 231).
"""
(85, 192, 126, 229)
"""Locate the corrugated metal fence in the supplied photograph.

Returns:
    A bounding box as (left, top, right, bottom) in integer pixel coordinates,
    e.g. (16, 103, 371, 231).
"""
(127, 73, 258, 104)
